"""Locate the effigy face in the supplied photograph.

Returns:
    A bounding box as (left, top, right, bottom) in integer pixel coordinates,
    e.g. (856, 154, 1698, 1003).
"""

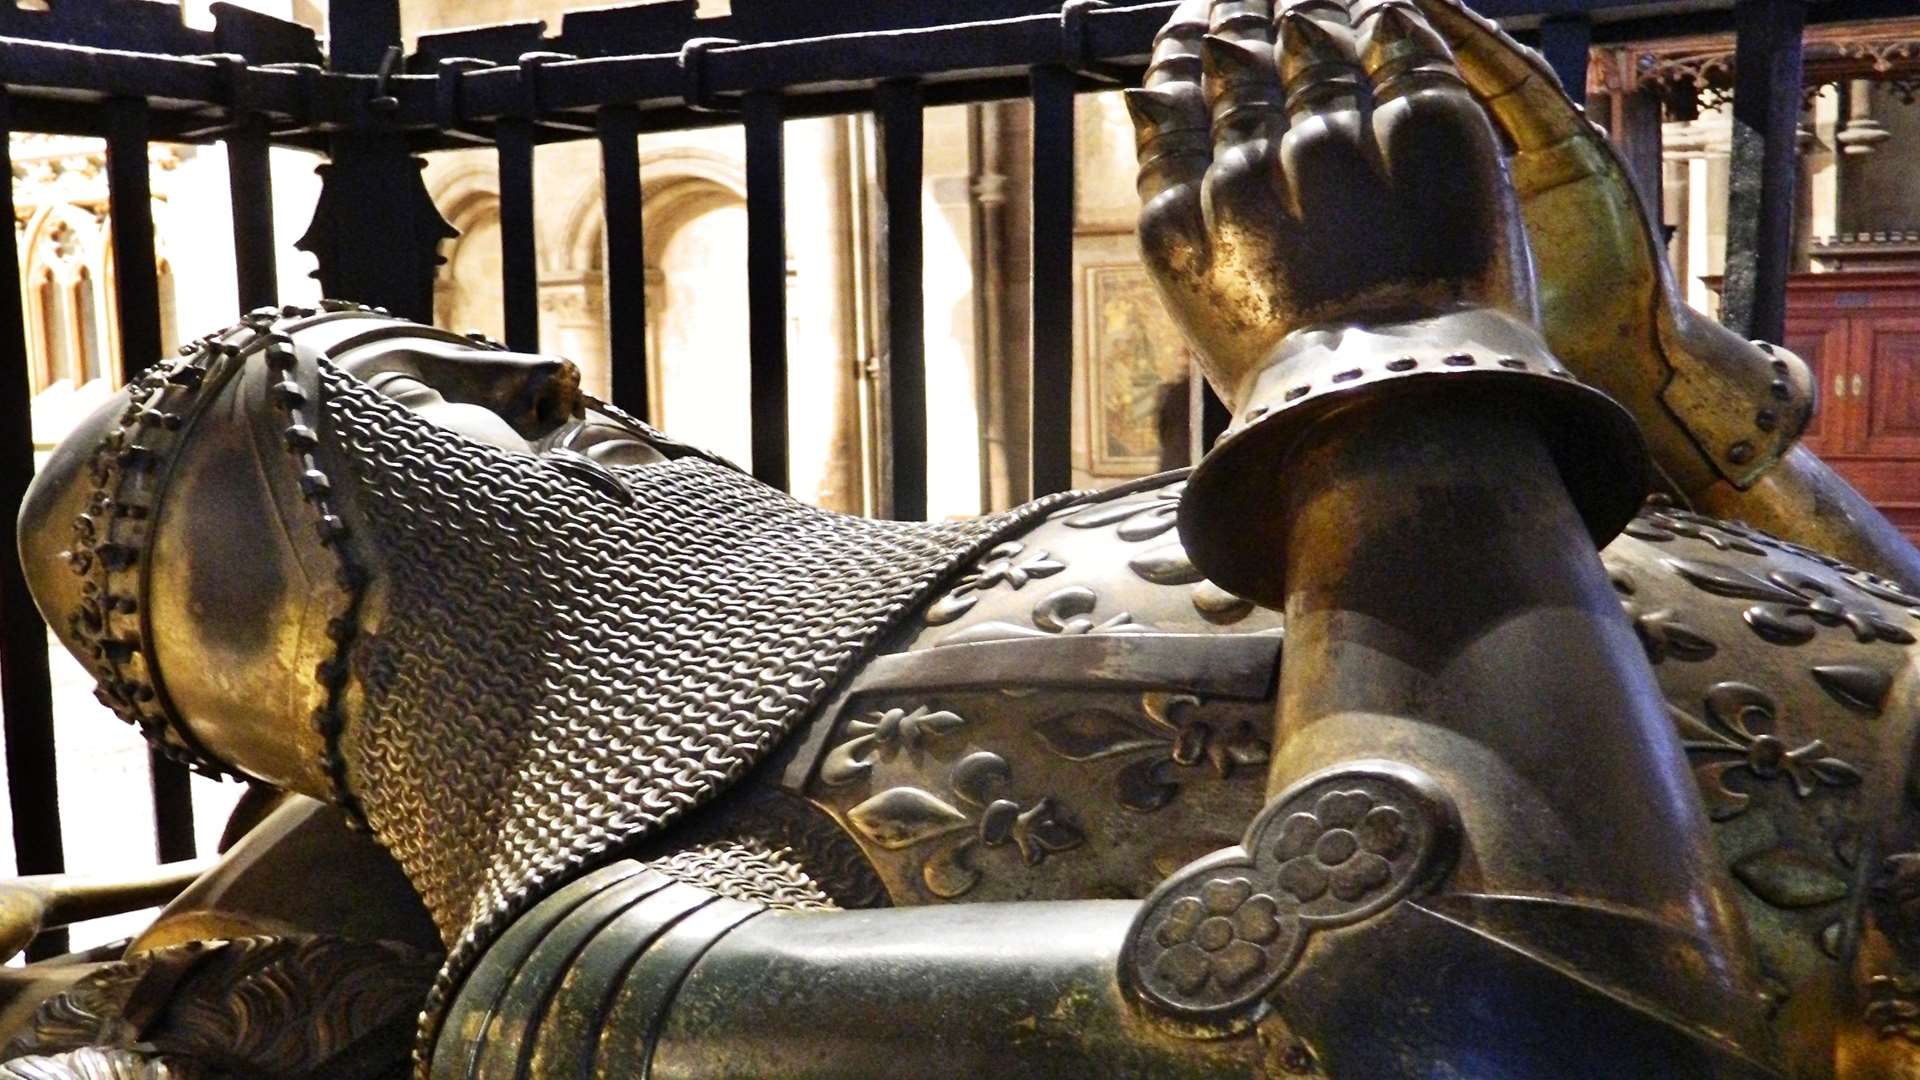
(6, 1, 1920, 1078)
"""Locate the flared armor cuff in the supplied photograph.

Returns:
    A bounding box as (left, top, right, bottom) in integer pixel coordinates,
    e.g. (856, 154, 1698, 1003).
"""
(1180, 308, 1650, 608)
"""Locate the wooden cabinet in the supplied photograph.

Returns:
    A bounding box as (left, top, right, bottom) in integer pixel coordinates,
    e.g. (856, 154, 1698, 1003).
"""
(1785, 271, 1920, 542)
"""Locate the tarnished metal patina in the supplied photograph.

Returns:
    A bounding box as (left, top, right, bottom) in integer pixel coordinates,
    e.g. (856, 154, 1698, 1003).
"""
(7, 0, 1920, 1076)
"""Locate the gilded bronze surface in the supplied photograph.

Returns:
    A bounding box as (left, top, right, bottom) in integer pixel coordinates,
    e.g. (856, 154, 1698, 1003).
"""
(7, 0, 1920, 1076)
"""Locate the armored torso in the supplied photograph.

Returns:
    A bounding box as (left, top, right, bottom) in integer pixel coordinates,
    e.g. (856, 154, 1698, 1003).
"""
(772, 474, 1920, 1055)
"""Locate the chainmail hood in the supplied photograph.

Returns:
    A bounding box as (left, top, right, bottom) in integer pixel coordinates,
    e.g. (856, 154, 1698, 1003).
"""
(314, 366, 1068, 1049)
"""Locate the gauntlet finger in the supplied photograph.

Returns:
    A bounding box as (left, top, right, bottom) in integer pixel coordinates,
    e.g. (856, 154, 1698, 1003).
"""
(1355, 0, 1466, 107)
(1204, 0, 1288, 153)
(1128, 0, 1213, 202)
(1357, 2, 1532, 311)
(1276, 1, 1396, 301)
(1409, 0, 1589, 152)
(1277, 0, 1368, 124)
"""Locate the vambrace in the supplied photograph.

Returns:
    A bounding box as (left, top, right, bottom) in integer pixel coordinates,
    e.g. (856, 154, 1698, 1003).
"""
(428, 860, 1271, 1079)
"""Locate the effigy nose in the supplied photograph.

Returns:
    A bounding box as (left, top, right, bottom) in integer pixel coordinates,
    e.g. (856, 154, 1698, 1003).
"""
(334, 340, 584, 441)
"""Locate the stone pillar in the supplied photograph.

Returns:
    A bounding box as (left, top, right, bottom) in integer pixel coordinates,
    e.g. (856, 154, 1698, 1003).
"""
(538, 273, 608, 398)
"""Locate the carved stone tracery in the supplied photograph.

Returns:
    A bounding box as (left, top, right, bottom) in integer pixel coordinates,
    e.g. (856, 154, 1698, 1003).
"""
(1590, 18, 1920, 119)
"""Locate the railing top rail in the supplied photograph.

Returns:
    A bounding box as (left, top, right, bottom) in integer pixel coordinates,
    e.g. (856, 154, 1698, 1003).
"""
(0, 0, 1903, 145)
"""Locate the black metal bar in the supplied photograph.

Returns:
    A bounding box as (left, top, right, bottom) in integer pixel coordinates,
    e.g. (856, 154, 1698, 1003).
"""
(743, 91, 790, 492)
(302, 133, 456, 321)
(0, 0, 1892, 146)
(149, 749, 195, 863)
(106, 97, 197, 860)
(0, 89, 69, 956)
(1615, 88, 1666, 241)
(874, 81, 927, 521)
(497, 117, 540, 351)
(328, 0, 403, 74)
(226, 113, 279, 313)
(1029, 65, 1075, 497)
(597, 106, 648, 419)
(1200, 381, 1231, 453)
(106, 97, 162, 382)
(1536, 15, 1592, 107)
(1720, 0, 1806, 344)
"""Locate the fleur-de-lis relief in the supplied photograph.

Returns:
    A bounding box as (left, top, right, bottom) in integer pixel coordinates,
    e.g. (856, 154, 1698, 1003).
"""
(1842, 570, 1920, 618)
(1033, 587, 1153, 636)
(1033, 692, 1269, 812)
(1672, 681, 1863, 821)
(1129, 542, 1258, 625)
(925, 542, 1067, 626)
(1867, 975, 1920, 1045)
(819, 705, 967, 787)
(844, 752, 1084, 900)
(948, 751, 1084, 866)
(1625, 508, 1769, 557)
(916, 752, 1085, 899)
(1665, 557, 1916, 646)
(940, 586, 1157, 645)
(1607, 564, 1717, 664)
(1060, 482, 1183, 542)
(1873, 853, 1920, 952)
(1628, 504, 1920, 620)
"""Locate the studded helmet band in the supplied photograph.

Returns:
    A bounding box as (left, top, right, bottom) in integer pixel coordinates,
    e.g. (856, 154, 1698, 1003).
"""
(62, 304, 371, 791)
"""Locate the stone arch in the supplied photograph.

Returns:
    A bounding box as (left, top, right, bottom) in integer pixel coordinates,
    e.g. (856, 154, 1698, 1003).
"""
(559, 147, 748, 277)
(427, 163, 504, 337)
(97, 210, 179, 373)
(21, 202, 108, 394)
(616, 153, 752, 453)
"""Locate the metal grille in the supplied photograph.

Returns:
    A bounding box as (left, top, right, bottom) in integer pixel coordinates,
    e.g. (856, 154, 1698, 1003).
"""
(0, 0, 1877, 958)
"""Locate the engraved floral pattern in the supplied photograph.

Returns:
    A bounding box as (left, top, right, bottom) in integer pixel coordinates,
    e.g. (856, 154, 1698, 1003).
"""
(819, 705, 967, 787)
(1623, 502, 1920, 624)
(1665, 557, 1916, 647)
(1607, 564, 1717, 664)
(1060, 482, 1183, 542)
(925, 542, 1067, 625)
(1149, 876, 1286, 995)
(1033, 692, 1268, 813)
(1273, 790, 1407, 903)
(1671, 681, 1862, 822)
(939, 586, 1156, 645)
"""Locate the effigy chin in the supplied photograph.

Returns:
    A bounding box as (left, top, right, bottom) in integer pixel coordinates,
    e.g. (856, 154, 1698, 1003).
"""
(6, 1, 1920, 1077)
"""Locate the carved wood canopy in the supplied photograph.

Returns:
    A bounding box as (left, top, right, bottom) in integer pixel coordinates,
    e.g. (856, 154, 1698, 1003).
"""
(1589, 17, 1920, 120)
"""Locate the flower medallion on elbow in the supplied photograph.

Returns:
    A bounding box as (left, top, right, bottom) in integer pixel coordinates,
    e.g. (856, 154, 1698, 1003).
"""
(1122, 761, 1459, 1021)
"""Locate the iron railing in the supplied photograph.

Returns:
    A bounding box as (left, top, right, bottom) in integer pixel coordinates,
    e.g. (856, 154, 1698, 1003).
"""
(0, 0, 1891, 956)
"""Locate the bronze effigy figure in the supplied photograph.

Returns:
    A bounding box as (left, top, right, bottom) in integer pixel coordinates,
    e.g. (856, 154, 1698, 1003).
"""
(6, 0, 1920, 1076)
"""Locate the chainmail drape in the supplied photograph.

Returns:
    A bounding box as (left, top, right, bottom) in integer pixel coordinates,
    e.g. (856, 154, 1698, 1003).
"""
(316, 368, 1069, 1056)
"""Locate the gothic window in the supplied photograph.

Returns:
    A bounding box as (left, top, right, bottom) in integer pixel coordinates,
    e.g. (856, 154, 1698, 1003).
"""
(20, 203, 121, 398)
(34, 270, 67, 391)
(16, 142, 181, 416)
(74, 265, 103, 385)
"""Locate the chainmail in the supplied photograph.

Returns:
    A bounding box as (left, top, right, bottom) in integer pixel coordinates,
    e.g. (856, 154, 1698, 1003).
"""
(646, 838, 836, 911)
(314, 366, 1070, 1057)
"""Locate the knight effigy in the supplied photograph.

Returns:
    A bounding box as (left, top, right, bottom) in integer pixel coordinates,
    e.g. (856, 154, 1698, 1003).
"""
(4, 0, 1920, 1076)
